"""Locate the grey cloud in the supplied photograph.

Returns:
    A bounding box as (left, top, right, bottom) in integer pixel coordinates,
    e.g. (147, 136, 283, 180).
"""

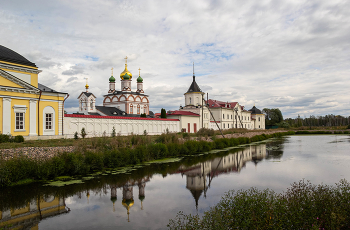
(62, 64, 85, 76)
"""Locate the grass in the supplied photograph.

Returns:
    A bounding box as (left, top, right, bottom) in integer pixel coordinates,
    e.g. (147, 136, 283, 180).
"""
(168, 179, 350, 229)
(0, 131, 295, 187)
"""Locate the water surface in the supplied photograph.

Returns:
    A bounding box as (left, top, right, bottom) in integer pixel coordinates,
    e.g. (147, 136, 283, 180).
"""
(1, 135, 349, 229)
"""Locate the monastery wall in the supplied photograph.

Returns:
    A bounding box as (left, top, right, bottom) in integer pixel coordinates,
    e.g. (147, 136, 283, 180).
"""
(63, 114, 180, 137)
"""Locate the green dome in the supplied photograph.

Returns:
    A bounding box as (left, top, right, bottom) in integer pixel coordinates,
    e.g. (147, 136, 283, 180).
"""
(123, 73, 130, 80)
(110, 197, 117, 203)
(137, 76, 143, 83)
(139, 195, 145, 201)
(109, 75, 115, 82)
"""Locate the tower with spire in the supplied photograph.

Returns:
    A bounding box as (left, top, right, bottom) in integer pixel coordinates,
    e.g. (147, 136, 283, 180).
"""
(184, 63, 205, 107)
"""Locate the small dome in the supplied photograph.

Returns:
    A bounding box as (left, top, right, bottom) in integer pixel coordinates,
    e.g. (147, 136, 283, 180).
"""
(123, 73, 130, 80)
(120, 64, 132, 80)
(139, 195, 145, 201)
(109, 75, 115, 82)
(137, 76, 143, 83)
(111, 197, 117, 203)
(122, 199, 134, 208)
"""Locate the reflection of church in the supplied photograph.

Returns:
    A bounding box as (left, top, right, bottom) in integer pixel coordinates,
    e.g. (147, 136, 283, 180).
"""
(0, 195, 68, 229)
(178, 144, 267, 208)
(110, 176, 150, 222)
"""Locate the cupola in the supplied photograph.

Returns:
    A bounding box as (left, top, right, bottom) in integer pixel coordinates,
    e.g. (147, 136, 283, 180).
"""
(120, 56, 132, 80)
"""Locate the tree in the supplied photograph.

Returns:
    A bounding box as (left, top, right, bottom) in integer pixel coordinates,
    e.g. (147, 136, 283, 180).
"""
(161, 108, 167, 118)
(262, 108, 283, 126)
(81, 127, 87, 139)
(140, 113, 147, 118)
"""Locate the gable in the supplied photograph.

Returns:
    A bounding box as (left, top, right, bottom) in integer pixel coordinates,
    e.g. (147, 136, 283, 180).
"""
(0, 75, 24, 88)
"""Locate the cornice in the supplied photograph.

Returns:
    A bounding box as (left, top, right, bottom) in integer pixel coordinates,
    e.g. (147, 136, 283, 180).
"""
(0, 69, 40, 92)
(0, 85, 38, 94)
(0, 62, 42, 74)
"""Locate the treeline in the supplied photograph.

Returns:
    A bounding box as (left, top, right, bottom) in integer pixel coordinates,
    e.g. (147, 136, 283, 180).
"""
(285, 114, 350, 127)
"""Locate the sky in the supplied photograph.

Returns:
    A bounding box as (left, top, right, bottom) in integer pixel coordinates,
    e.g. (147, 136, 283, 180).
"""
(1, 0, 349, 118)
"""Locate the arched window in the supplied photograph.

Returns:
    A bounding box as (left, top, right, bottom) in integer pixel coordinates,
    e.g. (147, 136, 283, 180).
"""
(90, 101, 93, 109)
(130, 105, 133, 114)
(189, 97, 192, 104)
(137, 105, 140, 114)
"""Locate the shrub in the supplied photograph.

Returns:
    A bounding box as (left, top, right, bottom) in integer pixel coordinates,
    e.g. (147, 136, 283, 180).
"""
(168, 179, 350, 229)
(74, 131, 79, 140)
(111, 126, 116, 137)
(196, 128, 215, 137)
(14, 135, 24, 143)
(0, 134, 12, 143)
(81, 128, 87, 139)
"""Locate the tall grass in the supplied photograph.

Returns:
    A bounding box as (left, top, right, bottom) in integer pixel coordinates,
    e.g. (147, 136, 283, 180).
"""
(168, 179, 350, 229)
(0, 131, 294, 187)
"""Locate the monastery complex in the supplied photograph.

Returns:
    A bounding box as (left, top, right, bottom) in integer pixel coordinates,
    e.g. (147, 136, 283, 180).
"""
(0, 45, 265, 139)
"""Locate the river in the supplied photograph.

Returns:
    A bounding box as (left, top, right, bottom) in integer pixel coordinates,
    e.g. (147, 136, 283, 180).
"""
(1, 135, 350, 229)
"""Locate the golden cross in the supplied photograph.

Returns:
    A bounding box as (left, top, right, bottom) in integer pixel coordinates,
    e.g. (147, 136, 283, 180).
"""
(85, 77, 88, 84)
(138, 68, 141, 76)
(124, 56, 128, 64)
(111, 67, 113, 76)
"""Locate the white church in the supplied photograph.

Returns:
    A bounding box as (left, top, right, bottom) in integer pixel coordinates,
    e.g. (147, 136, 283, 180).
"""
(63, 58, 265, 137)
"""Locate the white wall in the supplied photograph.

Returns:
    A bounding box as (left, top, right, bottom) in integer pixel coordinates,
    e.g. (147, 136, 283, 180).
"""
(64, 116, 180, 137)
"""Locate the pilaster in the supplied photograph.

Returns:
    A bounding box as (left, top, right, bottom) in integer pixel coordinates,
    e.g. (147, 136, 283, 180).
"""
(2, 97, 11, 134)
(29, 99, 37, 136)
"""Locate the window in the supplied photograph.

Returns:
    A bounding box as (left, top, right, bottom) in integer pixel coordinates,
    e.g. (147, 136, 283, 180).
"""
(137, 107, 140, 114)
(223, 123, 225, 128)
(15, 113, 24, 130)
(228, 124, 229, 128)
(231, 115, 232, 119)
(130, 105, 133, 113)
(45, 113, 53, 130)
(258, 117, 261, 121)
(259, 125, 261, 128)
(235, 115, 237, 120)
(189, 97, 192, 104)
(90, 101, 93, 109)
(227, 114, 229, 119)
(223, 114, 225, 119)
(248, 117, 249, 121)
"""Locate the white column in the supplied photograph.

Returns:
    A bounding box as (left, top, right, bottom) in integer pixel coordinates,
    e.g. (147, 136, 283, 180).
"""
(29, 99, 37, 136)
(2, 97, 11, 134)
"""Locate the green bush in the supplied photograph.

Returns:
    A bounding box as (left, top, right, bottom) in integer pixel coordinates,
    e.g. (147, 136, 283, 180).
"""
(0, 134, 12, 143)
(196, 128, 215, 137)
(14, 135, 24, 143)
(168, 179, 350, 229)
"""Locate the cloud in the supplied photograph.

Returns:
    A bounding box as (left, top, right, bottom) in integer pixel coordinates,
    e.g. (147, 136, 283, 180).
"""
(62, 64, 85, 76)
(1, 0, 349, 117)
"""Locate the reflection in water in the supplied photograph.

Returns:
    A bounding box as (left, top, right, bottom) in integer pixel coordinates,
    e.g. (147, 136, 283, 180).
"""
(0, 195, 68, 229)
(1, 142, 278, 228)
(177, 144, 267, 209)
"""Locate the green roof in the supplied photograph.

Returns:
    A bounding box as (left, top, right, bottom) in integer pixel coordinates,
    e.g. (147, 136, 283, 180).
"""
(123, 73, 130, 80)
(137, 76, 143, 83)
(109, 75, 115, 82)
(111, 197, 117, 203)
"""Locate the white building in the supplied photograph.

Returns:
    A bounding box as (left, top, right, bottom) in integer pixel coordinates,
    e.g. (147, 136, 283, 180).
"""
(168, 73, 265, 133)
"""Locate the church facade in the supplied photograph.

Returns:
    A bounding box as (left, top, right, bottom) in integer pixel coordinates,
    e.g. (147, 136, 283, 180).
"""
(0, 45, 67, 138)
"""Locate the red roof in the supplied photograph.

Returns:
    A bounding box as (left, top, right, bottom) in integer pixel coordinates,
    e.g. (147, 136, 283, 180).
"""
(206, 99, 238, 109)
(167, 110, 200, 116)
(65, 114, 179, 121)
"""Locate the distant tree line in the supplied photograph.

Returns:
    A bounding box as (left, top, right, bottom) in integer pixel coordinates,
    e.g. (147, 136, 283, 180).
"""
(285, 114, 350, 127)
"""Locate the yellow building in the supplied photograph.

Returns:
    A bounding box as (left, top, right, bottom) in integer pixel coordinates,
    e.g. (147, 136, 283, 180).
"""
(0, 45, 67, 138)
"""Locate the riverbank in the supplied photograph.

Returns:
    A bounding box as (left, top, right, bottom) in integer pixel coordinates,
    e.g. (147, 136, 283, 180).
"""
(0, 131, 294, 187)
(0, 129, 285, 161)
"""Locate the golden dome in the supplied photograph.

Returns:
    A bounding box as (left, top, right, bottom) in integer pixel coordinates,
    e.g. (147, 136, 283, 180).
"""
(122, 199, 134, 208)
(120, 64, 132, 80)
